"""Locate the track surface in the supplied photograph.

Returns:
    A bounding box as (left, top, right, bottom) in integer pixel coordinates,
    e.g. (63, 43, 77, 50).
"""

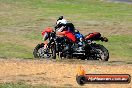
(106, 0, 132, 4)
(0, 58, 132, 87)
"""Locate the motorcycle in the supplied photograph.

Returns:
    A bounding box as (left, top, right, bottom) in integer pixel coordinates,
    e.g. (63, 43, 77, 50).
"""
(33, 28, 109, 61)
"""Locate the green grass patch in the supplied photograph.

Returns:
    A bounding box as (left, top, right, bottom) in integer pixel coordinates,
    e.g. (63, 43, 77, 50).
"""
(0, 83, 32, 88)
(0, 82, 52, 88)
(24, 31, 42, 40)
(98, 35, 132, 60)
(0, 0, 132, 27)
(0, 43, 33, 59)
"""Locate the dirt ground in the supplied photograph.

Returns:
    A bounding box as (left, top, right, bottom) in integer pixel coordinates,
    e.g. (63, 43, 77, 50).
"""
(0, 58, 132, 88)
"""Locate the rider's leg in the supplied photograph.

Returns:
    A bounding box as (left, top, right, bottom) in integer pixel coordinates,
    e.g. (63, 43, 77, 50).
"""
(42, 32, 49, 49)
(43, 41, 48, 49)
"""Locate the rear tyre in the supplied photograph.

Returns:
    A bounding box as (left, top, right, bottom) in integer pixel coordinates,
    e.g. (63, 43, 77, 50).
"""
(91, 44, 109, 61)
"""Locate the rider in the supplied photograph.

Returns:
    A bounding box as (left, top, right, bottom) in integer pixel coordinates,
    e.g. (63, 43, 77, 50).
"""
(55, 16, 84, 45)
(55, 16, 76, 43)
(55, 16, 76, 55)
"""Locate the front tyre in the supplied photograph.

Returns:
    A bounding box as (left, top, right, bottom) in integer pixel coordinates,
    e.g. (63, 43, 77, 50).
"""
(33, 43, 45, 58)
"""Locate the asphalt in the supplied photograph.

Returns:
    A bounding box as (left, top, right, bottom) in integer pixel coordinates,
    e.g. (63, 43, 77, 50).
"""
(106, 0, 132, 4)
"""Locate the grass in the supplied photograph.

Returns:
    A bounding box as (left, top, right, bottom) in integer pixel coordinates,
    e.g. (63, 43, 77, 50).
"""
(0, 0, 132, 60)
(0, 83, 32, 88)
(0, 82, 52, 88)
(98, 35, 132, 60)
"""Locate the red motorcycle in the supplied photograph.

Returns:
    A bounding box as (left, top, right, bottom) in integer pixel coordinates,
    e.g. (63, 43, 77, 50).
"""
(33, 28, 109, 61)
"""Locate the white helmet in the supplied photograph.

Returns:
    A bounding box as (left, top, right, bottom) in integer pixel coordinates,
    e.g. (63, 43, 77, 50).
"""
(56, 19, 67, 25)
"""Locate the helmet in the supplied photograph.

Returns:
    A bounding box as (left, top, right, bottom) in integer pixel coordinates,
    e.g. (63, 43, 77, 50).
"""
(57, 16, 63, 21)
(56, 19, 67, 25)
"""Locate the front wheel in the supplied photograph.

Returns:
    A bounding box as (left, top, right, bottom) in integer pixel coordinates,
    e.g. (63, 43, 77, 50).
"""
(33, 43, 45, 58)
(33, 43, 51, 59)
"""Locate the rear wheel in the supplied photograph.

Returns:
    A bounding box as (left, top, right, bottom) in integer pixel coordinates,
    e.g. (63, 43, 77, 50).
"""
(90, 44, 109, 61)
